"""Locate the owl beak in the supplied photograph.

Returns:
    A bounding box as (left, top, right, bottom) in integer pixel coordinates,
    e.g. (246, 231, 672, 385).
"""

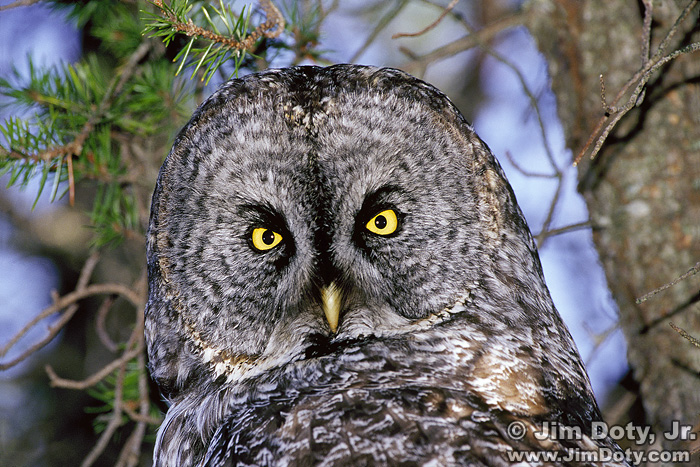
(320, 282, 342, 333)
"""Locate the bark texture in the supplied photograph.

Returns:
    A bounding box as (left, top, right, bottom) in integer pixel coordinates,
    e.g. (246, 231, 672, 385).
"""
(527, 0, 700, 453)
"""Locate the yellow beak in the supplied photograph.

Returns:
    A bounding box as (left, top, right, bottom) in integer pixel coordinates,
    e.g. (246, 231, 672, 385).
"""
(320, 282, 342, 333)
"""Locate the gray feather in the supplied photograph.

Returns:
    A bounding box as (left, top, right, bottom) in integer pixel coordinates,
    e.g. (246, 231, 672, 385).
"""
(146, 64, 628, 466)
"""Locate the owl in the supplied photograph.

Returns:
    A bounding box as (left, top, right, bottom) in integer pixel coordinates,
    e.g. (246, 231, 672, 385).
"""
(145, 64, 627, 466)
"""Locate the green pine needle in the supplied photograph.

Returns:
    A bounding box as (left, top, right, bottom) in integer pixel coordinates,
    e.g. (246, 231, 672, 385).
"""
(143, 1, 276, 84)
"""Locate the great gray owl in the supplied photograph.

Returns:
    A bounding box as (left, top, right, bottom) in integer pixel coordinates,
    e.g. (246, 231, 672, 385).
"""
(146, 64, 627, 466)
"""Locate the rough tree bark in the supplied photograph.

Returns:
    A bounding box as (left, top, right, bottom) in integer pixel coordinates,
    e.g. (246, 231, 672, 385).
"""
(527, 0, 700, 454)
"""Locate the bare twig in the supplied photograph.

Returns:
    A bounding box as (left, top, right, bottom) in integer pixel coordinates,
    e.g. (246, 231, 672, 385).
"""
(0, 306, 76, 370)
(32, 268, 150, 466)
(0, 282, 142, 369)
(669, 322, 700, 348)
(80, 360, 128, 467)
(46, 275, 146, 390)
(84, 278, 147, 466)
(46, 346, 142, 389)
(96, 295, 119, 352)
(395, 5, 568, 246)
(392, 0, 458, 39)
(636, 261, 700, 304)
(124, 404, 161, 426)
(535, 221, 592, 244)
(401, 14, 525, 75)
(652, 0, 699, 61)
(350, 0, 409, 63)
(486, 47, 558, 168)
(536, 172, 564, 248)
(116, 422, 146, 467)
(115, 351, 153, 467)
(583, 320, 622, 365)
(0, 0, 41, 11)
(0, 252, 99, 366)
(574, 0, 700, 165)
(454, 18, 565, 247)
(641, 0, 653, 64)
(407, 6, 565, 247)
(504, 150, 558, 179)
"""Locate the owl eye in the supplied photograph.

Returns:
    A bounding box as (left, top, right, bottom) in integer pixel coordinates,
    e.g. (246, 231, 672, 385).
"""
(365, 209, 399, 236)
(251, 227, 283, 251)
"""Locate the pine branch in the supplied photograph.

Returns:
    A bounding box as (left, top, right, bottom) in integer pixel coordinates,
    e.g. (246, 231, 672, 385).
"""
(145, 0, 285, 83)
(0, 38, 187, 245)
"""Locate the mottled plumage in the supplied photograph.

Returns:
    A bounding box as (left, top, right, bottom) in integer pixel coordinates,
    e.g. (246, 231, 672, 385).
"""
(145, 64, 626, 466)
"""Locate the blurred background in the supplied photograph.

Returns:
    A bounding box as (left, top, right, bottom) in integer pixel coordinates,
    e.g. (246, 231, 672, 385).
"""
(0, 0, 632, 465)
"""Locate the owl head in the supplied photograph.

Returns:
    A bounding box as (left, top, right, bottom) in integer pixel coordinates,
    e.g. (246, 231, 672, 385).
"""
(146, 65, 597, 462)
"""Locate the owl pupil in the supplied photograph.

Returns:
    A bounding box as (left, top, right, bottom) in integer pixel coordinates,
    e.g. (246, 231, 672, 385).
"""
(374, 215, 387, 229)
(261, 229, 276, 245)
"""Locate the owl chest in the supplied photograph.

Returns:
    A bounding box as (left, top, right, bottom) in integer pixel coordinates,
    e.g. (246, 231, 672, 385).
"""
(223, 379, 492, 466)
(209, 332, 551, 466)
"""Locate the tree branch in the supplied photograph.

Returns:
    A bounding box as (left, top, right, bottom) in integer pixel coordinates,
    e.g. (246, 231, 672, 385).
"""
(401, 13, 525, 75)
(350, 0, 409, 63)
(392, 0, 458, 39)
(0, 281, 143, 369)
(46, 346, 142, 390)
(669, 322, 700, 349)
(574, 0, 700, 165)
(636, 261, 700, 304)
(80, 360, 128, 467)
(0, 0, 41, 12)
(152, 0, 284, 49)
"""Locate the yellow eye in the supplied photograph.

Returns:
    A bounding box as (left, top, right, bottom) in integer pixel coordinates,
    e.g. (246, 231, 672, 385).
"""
(365, 209, 398, 236)
(251, 228, 283, 251)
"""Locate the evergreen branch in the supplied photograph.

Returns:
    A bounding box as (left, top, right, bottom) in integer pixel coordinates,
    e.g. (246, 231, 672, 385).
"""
(0, 43, 150, 207)
(278, 1, 332, 65)
(146, 0, 285, 83)
(1, 117, 93, 206)
(0, 41, 157, 242)
(153, 0, 284, 47)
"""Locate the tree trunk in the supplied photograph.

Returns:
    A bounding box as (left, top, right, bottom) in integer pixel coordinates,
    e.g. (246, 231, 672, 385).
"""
(526, 0, 700, 453)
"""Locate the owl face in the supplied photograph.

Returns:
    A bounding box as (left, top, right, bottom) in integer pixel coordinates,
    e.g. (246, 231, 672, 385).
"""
(146, 66, 606, 466)
(146, 65, 557, 396)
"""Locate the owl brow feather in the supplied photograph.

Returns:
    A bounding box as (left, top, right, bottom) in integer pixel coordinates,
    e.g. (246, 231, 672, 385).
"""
(237, 203, 290, 234)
